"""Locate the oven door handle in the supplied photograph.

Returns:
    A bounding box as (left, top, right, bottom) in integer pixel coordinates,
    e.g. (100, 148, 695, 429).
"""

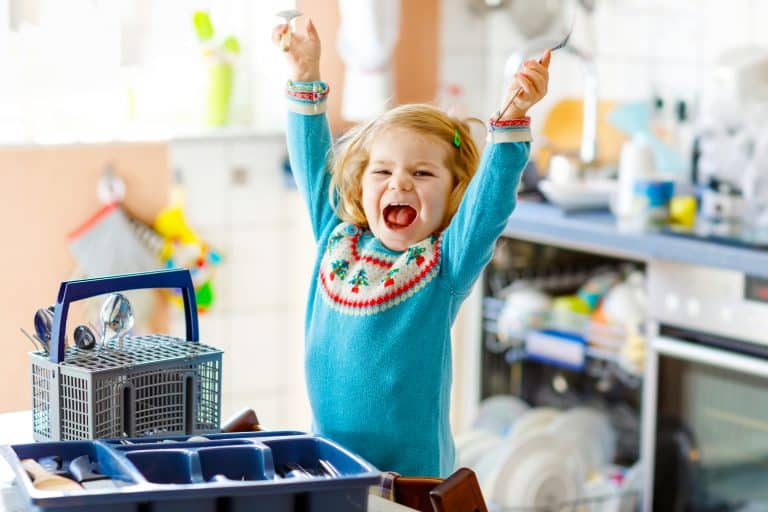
(653, 335, 768, 378)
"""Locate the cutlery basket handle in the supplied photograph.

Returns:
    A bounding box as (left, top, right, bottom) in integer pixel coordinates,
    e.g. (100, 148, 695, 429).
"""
(49, 269, 198, 363)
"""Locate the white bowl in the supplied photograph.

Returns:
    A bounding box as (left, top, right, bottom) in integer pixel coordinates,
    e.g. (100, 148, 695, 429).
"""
(539, 179, 617, 211)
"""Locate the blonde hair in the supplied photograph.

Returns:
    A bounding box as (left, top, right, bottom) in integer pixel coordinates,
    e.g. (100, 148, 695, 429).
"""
(329, 104, 481, 231)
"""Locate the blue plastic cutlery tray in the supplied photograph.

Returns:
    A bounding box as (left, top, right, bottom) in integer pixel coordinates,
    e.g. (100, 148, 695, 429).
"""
(2, 431, 381, 512)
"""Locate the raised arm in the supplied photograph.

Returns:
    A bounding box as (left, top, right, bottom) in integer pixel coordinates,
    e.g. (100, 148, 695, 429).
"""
(442, 51, 551, 295)
(274, 18, 336, 240)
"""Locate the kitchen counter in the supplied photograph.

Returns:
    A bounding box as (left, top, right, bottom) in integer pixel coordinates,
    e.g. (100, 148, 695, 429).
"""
(507, 200, 768, 278)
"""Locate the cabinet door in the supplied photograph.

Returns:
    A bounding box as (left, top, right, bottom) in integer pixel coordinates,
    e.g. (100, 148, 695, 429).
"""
(169, 135, 312, 429)
(170, 139, 230, 230)
(227, 135, 292, 227)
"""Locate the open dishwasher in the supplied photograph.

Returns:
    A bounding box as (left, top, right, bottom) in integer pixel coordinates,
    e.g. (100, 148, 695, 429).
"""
(460, 236, 646, 511)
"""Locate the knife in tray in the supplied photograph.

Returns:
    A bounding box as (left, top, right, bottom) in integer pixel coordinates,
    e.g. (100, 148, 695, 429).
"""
(68, 455, 120, 490)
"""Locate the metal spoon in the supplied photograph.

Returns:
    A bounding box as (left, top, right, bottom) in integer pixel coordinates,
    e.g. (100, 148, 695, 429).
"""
(33, 306, 54, 346)
(495, 17, 574, 122)
(74, 324, 97, 350)
(99, 293, 134, 348)
(276, 9, 303, 51)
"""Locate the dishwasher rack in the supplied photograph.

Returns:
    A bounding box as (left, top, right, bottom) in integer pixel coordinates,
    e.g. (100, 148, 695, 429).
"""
(480, 238, 645, 468)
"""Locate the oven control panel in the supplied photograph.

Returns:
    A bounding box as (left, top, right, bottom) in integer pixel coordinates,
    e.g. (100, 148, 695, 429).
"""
(648, 261, 768, 346)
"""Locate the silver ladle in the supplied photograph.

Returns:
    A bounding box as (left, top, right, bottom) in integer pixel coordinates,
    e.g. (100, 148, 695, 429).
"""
(99, 293, 134, 349)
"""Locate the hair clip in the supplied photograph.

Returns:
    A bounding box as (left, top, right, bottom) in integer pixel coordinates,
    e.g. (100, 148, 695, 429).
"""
(453, 129, 461, 148)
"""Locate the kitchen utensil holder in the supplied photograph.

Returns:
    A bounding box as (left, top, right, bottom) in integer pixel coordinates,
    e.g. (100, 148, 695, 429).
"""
(2, 431, 380, 512)
(29, 269, 223, 442)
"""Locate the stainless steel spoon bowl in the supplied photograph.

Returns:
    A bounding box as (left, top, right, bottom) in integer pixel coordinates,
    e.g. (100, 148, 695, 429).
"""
(33, 306, 54, 346)
(99, 293, 135, 347)
(74, 325, 97, 350)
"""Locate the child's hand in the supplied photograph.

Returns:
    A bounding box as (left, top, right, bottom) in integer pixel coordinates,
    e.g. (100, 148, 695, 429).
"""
(272, 18, 321, 83)
(498, 49, 551, 120)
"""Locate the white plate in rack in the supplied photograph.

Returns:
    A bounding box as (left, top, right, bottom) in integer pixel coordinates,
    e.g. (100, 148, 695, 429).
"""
(547, 407, 616, 474)
(507, 407, 560, 440)
(488, 431, 583, 510)
(473, 395, 530, 436)
(455, 430, 503, 470)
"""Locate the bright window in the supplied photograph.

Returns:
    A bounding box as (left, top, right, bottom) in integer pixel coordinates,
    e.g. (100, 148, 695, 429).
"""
(0, 0, 295, 143)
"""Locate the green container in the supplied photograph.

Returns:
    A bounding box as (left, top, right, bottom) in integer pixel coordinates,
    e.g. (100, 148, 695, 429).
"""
(206, 61, 233, 126)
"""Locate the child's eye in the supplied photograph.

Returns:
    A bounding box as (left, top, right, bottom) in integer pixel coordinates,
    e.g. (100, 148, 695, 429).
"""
(373, 169, 391, 175)
(414, 170, 434, 177)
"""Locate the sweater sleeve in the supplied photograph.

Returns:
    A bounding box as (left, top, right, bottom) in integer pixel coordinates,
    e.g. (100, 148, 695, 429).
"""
(441, 117, 532, 296)
(285, 80, 337, 241)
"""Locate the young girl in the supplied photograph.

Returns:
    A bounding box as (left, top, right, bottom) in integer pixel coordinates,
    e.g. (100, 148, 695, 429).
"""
(273, 19, 550, 477)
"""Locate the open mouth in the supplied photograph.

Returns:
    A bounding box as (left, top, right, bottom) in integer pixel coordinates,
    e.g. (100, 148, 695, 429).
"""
(383, 203, 417, 230)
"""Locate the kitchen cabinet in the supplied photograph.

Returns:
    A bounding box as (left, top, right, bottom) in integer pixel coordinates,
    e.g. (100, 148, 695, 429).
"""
(168, 134, 314, 430)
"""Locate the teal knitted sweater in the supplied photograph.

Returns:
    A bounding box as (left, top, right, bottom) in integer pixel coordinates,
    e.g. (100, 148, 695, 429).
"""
(285, 81, 531, 477)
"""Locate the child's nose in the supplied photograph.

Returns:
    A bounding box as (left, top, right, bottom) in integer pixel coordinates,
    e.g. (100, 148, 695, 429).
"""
(390, 172, 413, 191)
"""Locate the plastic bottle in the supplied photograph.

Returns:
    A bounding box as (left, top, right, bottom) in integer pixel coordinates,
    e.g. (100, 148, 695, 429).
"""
(614, 133, 656, 220)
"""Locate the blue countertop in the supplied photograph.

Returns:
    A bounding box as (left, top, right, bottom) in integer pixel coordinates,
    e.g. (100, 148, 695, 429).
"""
(505, 201, 768, 279)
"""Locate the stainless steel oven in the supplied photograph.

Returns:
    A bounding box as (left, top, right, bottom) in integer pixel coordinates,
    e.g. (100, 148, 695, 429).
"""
(643, 261, 768, 512)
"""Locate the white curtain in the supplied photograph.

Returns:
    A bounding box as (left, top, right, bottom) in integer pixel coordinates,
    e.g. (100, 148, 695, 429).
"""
(337, 0, 400, 122)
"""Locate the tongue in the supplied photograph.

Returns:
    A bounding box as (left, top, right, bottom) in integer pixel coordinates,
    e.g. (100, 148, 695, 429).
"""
(386, 206, 417, 227)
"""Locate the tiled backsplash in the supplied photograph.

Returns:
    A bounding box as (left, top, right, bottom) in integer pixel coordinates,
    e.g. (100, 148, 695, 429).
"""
(440, 0, 768, 123)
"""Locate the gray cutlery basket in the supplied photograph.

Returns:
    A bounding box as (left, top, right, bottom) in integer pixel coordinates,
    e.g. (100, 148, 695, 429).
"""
(29, 269, 223, 442)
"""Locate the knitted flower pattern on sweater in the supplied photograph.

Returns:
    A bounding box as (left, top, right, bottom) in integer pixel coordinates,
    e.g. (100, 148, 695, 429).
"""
(319, 223, 441, 315)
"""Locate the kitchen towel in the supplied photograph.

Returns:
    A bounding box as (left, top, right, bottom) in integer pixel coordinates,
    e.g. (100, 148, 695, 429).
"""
(68, 202, 159, 277)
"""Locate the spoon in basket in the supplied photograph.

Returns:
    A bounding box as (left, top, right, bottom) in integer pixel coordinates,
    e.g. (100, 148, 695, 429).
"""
(495, 17, 574, 122)
(99, 293, 135, 348)
(33, 306, 54, 348)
